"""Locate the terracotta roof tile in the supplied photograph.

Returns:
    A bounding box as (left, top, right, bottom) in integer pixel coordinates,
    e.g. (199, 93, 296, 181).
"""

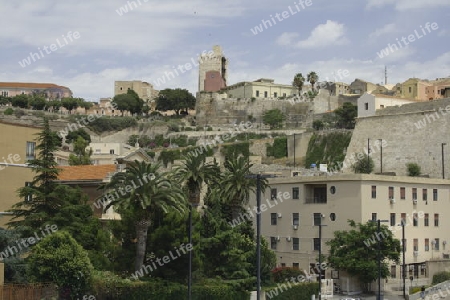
(58, 164, 116, 181)
(0, 82, 69, 89)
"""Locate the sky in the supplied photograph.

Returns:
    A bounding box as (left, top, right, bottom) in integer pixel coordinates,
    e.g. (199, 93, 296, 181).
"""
(1, 0, 449, 101)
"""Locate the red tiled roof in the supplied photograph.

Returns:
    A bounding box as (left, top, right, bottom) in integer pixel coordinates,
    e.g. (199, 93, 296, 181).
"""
(0, 82, 69, 89)
(58, 164, 116, 181)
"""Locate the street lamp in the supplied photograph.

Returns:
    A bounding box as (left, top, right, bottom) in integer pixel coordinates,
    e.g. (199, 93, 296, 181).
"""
(293, 134, 296, 169)
(246, 173, 276, 300)
(378, 139, 383, 174)
(370, 219, 389, 300)
(367, 139, 370, 168)
(318, 216, 327, 300)
(187, 203, 199, 300)
(398, 220, 406, 299)
(442, 143, 446, 179)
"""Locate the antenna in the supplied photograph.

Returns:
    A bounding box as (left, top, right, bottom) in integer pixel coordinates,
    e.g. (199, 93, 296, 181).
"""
(384, 66, 387, 85)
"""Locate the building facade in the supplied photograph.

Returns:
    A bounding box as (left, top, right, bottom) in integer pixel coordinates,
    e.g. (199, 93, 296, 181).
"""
(224, 78, 298, 99)
(349, 79, 377, 95)
(114, 81, 157, 103)
(247, 174, 450, 283)
(0, 82, 72, 100)
(357, 93, 416, 117)
(400, 78, 432, 101)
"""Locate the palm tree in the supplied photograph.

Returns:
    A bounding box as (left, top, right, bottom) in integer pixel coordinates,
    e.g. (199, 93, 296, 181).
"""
(292, 73, 305, 95)
(102, 160, 187, 272)
(219, 154, 268, 221)
(174, 153, 220, 206)
(307, 71, 319, 91)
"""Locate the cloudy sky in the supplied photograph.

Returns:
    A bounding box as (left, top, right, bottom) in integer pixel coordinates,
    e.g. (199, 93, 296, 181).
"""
(1, 0, 449, 101)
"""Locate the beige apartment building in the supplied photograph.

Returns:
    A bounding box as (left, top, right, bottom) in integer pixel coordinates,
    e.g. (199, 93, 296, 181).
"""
(0, 82, 72, 100)
(248, 173, 450, 284)
(224, 78, 299, 99)
(0, 122, 41, 227)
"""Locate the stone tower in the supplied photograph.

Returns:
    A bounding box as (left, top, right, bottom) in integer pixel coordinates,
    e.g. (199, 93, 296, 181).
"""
(198, 45, 228, 92)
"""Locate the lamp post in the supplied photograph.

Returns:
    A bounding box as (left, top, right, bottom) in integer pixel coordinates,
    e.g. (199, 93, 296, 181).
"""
(367, 139, 370, 168)
(442, 143, 446, 179)
(293, 134, 296, 169)
(370, 219, 388, 300)
(399, 220, 406, 299)
(378, 139, 383, 174)
(318, 216, 327, 300)
(246, 173, 276, 300)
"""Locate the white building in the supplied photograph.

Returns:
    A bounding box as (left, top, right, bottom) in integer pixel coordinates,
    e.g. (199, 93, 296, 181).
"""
(357, 93, 416, 117)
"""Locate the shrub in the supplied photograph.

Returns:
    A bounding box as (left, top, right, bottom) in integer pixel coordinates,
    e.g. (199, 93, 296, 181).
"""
(87, 116, 138, 133)
(312, 120, 324, 130)
(351, 153, 374, 174)
(432, 271, 450, 285)
(271, 267, 305, 283)
(14, 109, 25, 118)
(4, 108, 13, 115)
(406, 163, 421, 177)
(263, 282, 318, 300)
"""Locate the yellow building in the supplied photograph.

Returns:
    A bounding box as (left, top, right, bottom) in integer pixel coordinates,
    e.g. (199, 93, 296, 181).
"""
(114, 81, 158, 103)
(0, 122, 41, 227)
(400, 78, 432, 101)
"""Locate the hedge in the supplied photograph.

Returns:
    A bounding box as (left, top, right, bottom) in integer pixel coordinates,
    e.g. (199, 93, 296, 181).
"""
(263, 282, 318, 300)
(432, 271, 450, 285)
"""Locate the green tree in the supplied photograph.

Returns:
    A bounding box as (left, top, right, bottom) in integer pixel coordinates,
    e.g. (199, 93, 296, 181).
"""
(112, 89, 144, 116)
(11, 94, 30, 108)
(406, 163, 421, 176)
(218, 154, 268, 221)
(307, 71, 319, 91)
(29, 96, 47, 110)
(48, 100, 62, 112)
(351, 153, 374, 174)
(312, 120, 324, 130)
(334, 102, 357, 129)
(69, 136, 93, 165)
(8, 118, 64, 233)
(327, 220, 400, 291)
(292, 73, 305, 94)
(155, 88, 196, 115)
(61, 97, 79, 114)
(102, 161, 188, 272)
(263, 109, 286, 129)
(65, 128, 91, 144)
(27, 231, 94, 299)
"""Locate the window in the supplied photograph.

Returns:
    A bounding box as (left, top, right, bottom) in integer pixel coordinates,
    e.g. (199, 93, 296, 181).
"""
(412, 188, 417, 200)
(425, 238, 430, 251)
(330, 186, 336, 194)
(270, 237, 277, 250)
(414, 239, 418, 251)
(365, 103, 368, 110)
(274, 92, 277, 97)
(292, 187, 299, 199)
(413, 213, 418, 226)
(313, 213, 322, 226)
(281, 263, 286, 267)
(270, 189, 277, 200)
(424, 213, 429, 226)
(1, 91, 9, 97)
(271, 213, 277, 225)
(409, 87, 412, 93)
(434, 239, 440, 251)
(120, 87, 123, 90)
(109, 149, 115, 154)
(433, 189, 438, 201)
(256, 90, 260, 97)
(313, 238, 320, 251)
(371, 186, 377, 198)
(372, 213, 377, 222)
(293, 213, 299, 226)
(26, 141, 36, 160)
(292, 263, 299, 269)
(283, 93, 286, 97)
(264, 91, 268, 98)
(422, 189, 427, 201)
(25, 182, 32, 202)
(389, 187, 394, 199)
(434, 214, 439, 227)
(293, 238, 299, 250)
(390, 265, 396, 278)
(380, 105, 385, 109)
(400, 187, 406, 199)
(390, 213, 396, 226)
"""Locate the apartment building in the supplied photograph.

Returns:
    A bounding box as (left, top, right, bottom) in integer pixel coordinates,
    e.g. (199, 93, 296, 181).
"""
(224, 78, 299, 99)
(0, 121, 41, 227)
(248, 174, 450, 282)
(0, 82, 72, 100)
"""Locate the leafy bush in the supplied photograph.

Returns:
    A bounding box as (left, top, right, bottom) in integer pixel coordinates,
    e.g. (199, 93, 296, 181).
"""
(158, 149, 181, 167)
(146, 151, 155, 158)
(221, 142, 249, 161)
(406, 163, 421, 177)
(432, 271, 450, 284)
(266, 137, 287, 158)
(27, 231, 94, 299)
(14, 109, 25, 118)
(4, 108, 13, 115)
(86, 116, 138, 133)
(312, 120, 324, 130)
(351, 153, 374, 174)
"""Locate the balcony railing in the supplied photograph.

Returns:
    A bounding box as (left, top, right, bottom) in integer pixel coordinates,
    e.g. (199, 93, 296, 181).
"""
(305, 197, 327, 204)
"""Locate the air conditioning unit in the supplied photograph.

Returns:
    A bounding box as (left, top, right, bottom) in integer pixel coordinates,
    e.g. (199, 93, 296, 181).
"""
(293, 225, 298, 230)
(413, 251, 419, 257)
(286, 237, 291, 242)
(390, 198, 396, 204)
(321, 214, 325, 218)
(277, 236, 281, 241)
(277, 213, 282, 218)
(413, 200, 418, 205)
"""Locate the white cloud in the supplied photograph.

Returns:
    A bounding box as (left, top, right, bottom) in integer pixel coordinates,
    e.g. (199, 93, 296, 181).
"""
(369, 23, 398, 39)
(366, 0, 450, 10)
(295, 20, 348, 49)
(276, 32, 299, 46)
